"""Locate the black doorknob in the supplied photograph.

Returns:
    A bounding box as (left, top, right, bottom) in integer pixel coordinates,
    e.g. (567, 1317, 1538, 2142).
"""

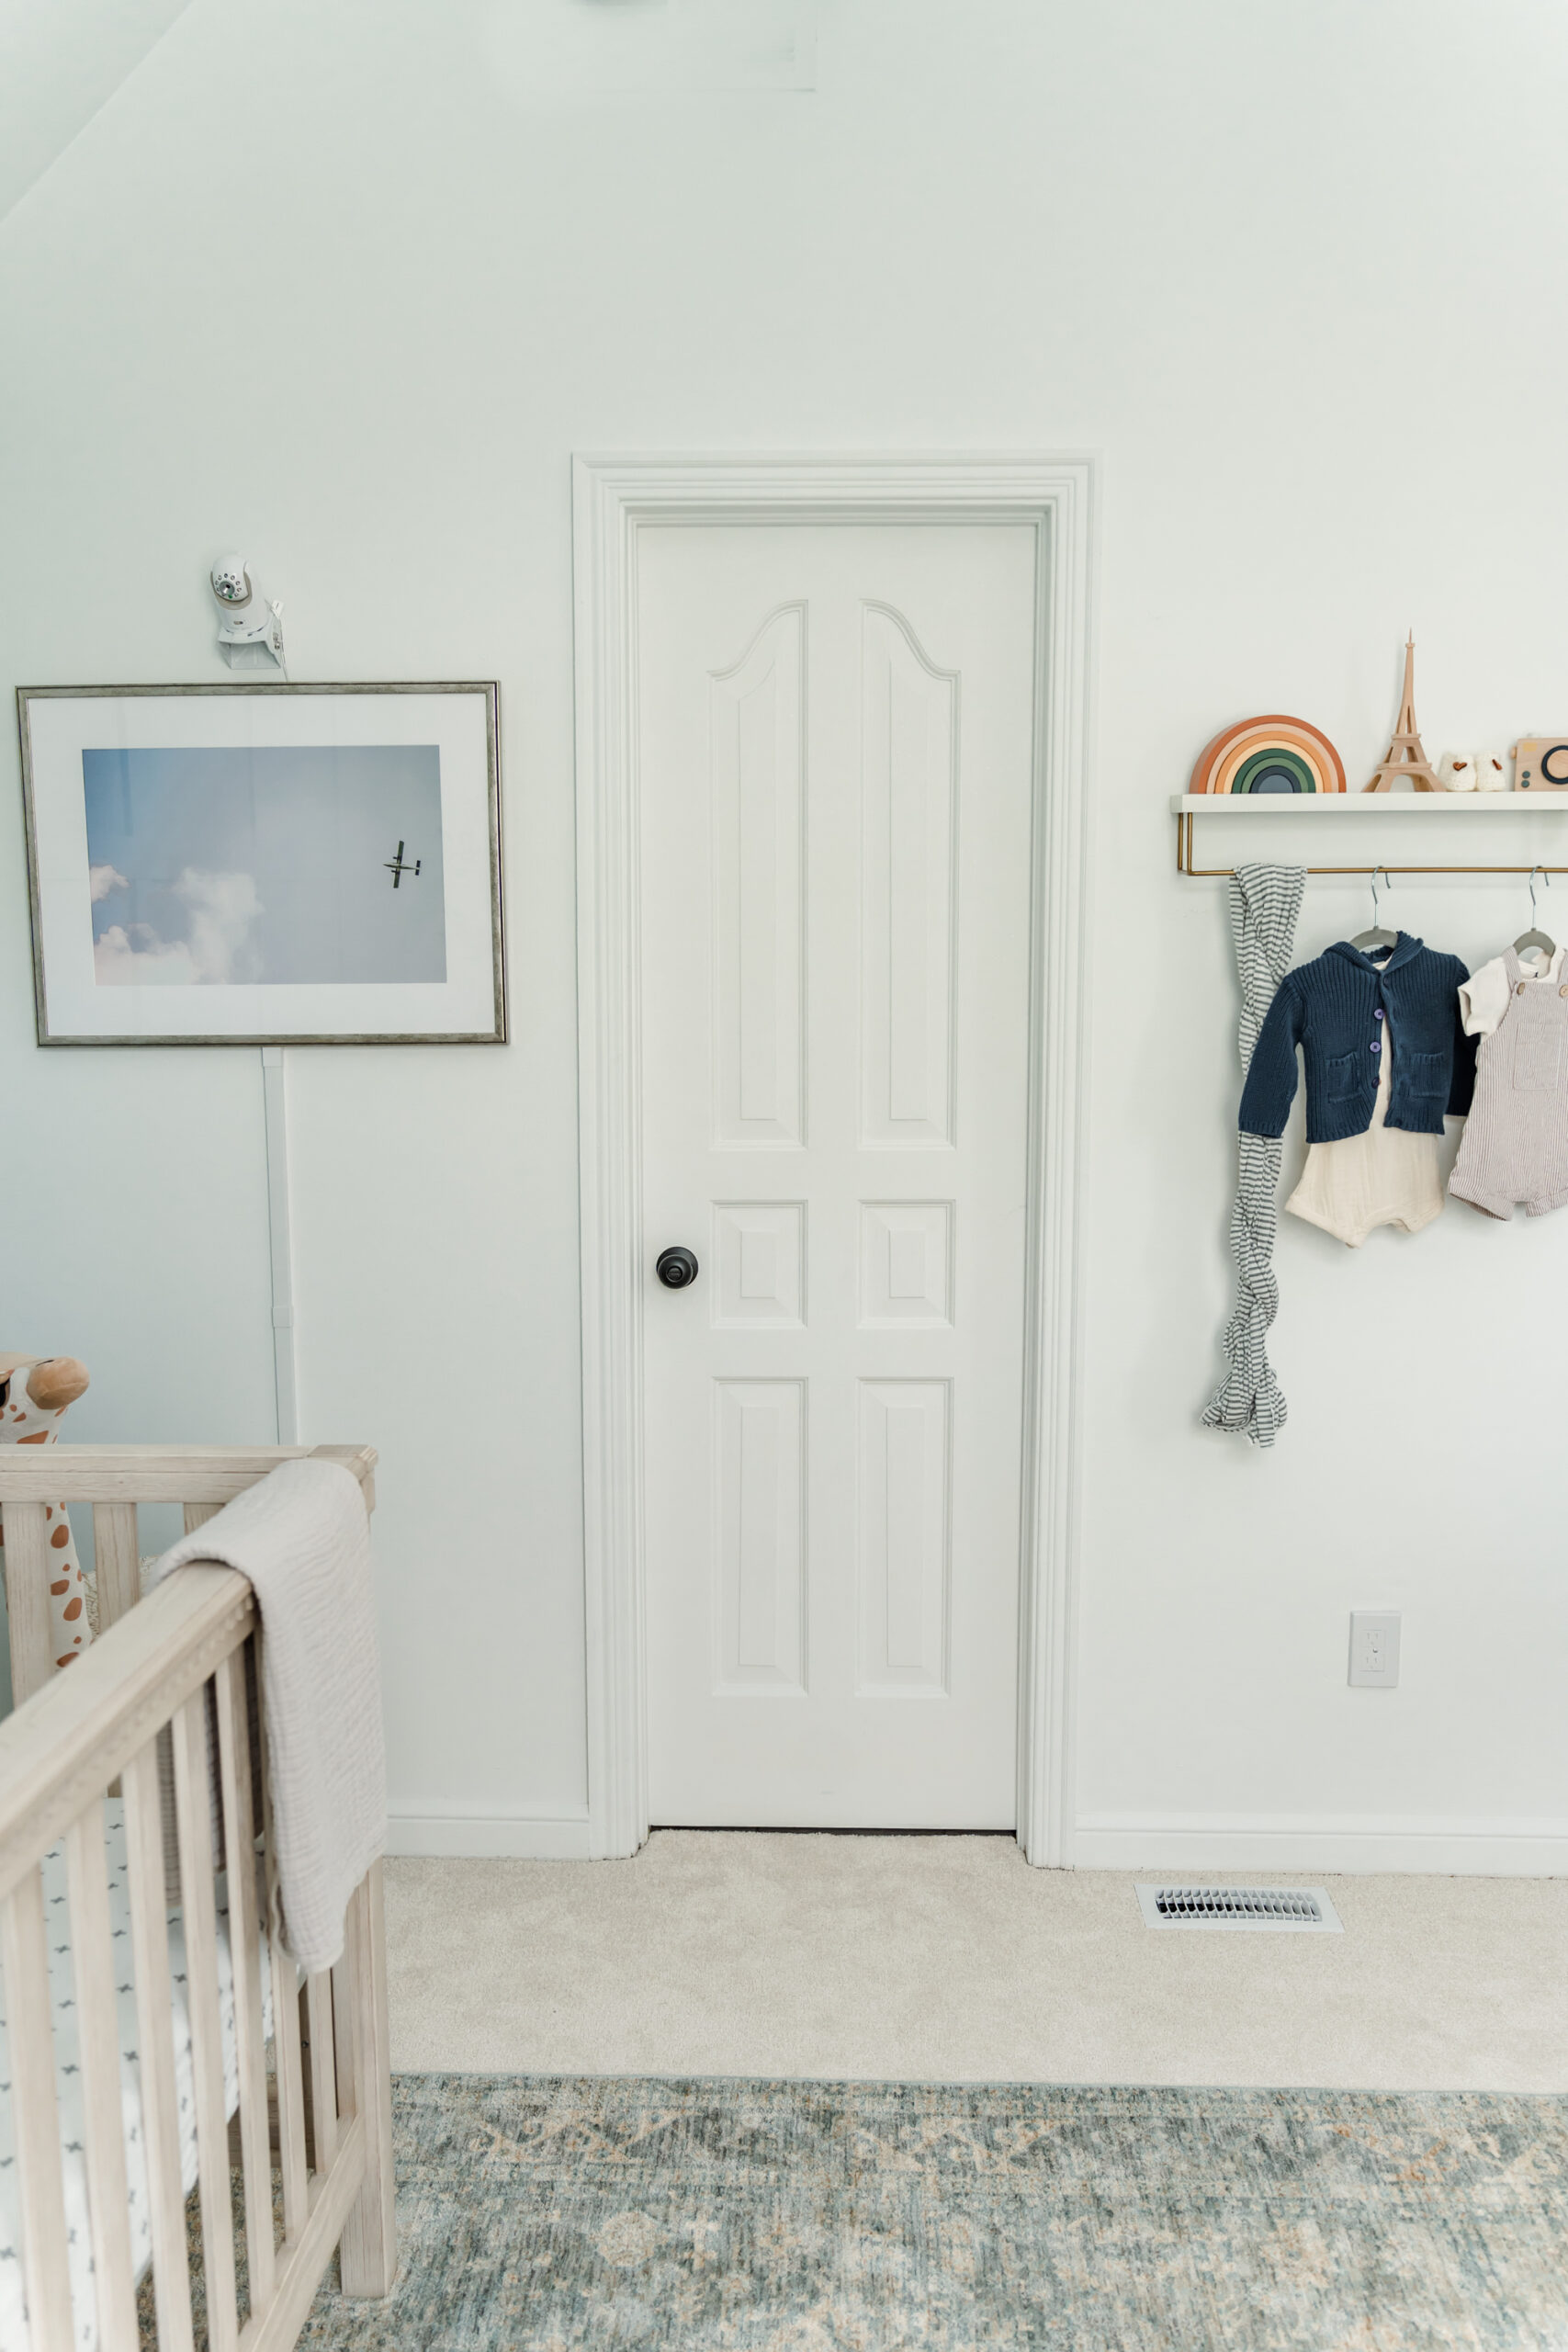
(656, 1246, 700, 1290)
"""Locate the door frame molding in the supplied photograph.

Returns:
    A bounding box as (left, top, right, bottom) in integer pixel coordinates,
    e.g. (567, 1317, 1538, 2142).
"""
(572, 452, 1097, 1863)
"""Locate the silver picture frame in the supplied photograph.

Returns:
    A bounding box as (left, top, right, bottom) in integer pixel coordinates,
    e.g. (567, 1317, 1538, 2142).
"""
(16, 681, 505, 1046)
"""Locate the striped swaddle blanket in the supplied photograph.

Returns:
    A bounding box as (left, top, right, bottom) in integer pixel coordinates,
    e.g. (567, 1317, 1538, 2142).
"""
(1201, 863, 1304, 1449)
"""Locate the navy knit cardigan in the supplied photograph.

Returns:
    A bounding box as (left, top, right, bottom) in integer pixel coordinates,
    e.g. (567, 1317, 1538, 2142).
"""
(1239, 933, 1476, 1143)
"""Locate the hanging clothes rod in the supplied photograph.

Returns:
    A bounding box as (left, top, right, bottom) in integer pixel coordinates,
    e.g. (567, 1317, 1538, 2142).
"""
(1175, 808, 1568, 878)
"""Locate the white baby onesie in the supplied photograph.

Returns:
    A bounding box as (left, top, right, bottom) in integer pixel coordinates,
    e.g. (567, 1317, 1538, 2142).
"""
(1459, 944, 1566, 1037)
(1284, 1001, 1445, 1247)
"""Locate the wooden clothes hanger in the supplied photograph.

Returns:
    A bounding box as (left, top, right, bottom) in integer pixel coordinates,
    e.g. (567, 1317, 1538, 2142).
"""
(1513, 866, 1557, 964)
(1349, 867, 1398, 955)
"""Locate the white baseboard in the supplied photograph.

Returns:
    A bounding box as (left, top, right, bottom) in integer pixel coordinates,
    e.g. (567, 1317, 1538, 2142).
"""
(1073, 1812, 1568, 1878)
(385, 1806, 1568, 1875)
(386, 1809, 594, 1860)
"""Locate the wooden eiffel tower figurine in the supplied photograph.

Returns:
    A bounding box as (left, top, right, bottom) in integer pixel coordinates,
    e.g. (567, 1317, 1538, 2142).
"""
(1363, 633, 1441, 792)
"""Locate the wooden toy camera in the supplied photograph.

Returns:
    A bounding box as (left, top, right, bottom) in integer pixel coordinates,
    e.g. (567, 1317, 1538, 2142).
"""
(1511, 739, 1568, 794)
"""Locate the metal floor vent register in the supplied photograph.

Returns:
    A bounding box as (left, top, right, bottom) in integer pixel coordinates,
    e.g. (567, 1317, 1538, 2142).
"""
(1136, 1883, 1344, 1933)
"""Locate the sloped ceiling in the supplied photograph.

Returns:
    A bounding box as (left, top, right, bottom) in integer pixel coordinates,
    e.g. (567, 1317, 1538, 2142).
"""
(0, 0, 195, 226)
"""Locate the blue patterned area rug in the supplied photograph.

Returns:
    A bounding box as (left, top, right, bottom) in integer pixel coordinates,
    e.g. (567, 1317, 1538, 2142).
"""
(298, 2075, 1568, 2351)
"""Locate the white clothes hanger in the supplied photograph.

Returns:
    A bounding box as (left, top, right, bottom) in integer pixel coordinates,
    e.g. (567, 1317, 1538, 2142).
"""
(1513, 866, 1556, 965)
(1349, 867, 1397, 956)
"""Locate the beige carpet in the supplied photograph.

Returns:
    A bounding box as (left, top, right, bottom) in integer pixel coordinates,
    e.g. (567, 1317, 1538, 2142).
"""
(384, 1831, 1568, 2090)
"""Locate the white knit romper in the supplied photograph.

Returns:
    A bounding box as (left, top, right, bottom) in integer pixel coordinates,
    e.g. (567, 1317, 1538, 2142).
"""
(1449, 945, 1568, 1218)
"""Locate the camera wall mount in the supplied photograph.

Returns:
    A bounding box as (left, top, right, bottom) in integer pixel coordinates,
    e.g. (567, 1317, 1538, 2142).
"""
(210, 552, 285, 672)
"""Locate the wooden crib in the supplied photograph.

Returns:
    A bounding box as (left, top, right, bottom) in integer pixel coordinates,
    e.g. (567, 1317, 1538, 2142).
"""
(0, 1444, 395, 2352)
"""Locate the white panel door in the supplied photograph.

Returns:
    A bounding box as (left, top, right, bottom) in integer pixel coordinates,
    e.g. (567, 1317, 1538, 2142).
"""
(638, 524, 1035, 1828)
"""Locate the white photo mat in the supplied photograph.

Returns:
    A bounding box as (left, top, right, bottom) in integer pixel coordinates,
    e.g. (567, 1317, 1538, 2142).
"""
(18, 683, 505, 1044)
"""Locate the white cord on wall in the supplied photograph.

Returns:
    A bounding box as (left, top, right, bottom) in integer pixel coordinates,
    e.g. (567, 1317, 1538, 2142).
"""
(260, 1046, 299, 1443)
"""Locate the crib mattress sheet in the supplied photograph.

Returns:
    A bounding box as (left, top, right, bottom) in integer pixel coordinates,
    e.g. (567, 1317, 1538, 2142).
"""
(0, 1799, 275, 2352)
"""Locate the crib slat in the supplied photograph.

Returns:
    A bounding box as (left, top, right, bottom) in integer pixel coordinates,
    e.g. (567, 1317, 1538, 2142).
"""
(93, 1503, 143, 1804)
(336, 1862, 397, 2296)
(183, 1499, 223, 1537)
(91, 1500, 142, 1631)
(63, 1801, 139, 2352)
(330, 1949, 353, 2123)
(2, 1498, 55, 1706)
(254, 1640, 309, 2233)
(307, 1972, 339, 2171)
(216, 1644, 277, 2318)
(272, 1954, 309, 2233)
(121, 1741, 197, 2352)
(171, 1687, 240, 2352)
(0, 1866, 74, 2352)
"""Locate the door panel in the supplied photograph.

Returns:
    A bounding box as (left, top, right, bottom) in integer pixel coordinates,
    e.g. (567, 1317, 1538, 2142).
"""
(856, 1377, 952, 1694)
(860, 603, 957, 1146)
(715, 1378, 807, 1693)
(712, 1201, 807, 1328)
(638, 524, 1035, 1828)
(858, 1200, 954, 1328)
(711, 604, 806, 1148)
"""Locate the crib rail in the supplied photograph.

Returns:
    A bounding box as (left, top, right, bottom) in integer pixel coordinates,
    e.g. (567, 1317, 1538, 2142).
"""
(0, 1567, 253, 1898)
(0, 1445, 393, 2351)
(0, 1444, 378, 1507)
(0, 1445, 376, 1712)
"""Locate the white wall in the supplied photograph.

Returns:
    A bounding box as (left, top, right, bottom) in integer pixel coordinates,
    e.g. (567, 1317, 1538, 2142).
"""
(2, 0, 1564, 1870)
(0, 0, 194, 220)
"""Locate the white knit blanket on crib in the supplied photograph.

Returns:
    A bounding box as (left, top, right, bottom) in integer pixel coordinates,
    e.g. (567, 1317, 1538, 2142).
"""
(148, 1456, 386, 1976)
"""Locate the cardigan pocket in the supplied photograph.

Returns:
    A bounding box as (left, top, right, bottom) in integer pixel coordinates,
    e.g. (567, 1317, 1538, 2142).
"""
(1405, 1050, 1447, 1100)
(1325, 1052, 1359, 1102)
(1514, 1025, 1562, 1091)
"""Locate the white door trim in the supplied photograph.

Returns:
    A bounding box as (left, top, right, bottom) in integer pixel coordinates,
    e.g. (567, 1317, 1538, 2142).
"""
(572, 453, 1097, 1864)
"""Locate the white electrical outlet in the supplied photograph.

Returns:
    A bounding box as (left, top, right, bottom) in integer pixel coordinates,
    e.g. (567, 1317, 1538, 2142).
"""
(1348, 1611, 1401, 1689)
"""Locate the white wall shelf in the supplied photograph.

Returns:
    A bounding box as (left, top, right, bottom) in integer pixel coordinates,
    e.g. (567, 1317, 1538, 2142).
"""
(1172, 792, 1568, 876)
(1171, 793, 1568, 816)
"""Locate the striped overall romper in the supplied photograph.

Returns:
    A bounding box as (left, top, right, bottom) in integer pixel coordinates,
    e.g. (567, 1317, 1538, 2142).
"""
(1449, 946, 1568, 1218)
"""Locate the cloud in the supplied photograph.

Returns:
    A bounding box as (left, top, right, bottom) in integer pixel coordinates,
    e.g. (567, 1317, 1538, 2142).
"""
(93, 925, 199, 986)
(88, 864, 129, 902)
(93, 867, 263, 987)
(173, 867, 264, 983)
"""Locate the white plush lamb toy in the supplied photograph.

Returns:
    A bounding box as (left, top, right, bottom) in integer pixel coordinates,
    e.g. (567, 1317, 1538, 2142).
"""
(0, 1353, 92, 1669)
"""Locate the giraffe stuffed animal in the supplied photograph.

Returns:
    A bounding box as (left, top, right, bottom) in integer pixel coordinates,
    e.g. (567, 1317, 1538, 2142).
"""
(0, 1352, 92, 1670)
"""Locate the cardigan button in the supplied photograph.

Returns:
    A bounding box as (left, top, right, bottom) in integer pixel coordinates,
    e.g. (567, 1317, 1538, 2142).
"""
(1517, 981, 1528, 995)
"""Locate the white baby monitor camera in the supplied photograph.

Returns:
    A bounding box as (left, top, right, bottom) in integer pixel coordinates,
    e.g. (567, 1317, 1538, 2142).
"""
(209, 551, 286, 672)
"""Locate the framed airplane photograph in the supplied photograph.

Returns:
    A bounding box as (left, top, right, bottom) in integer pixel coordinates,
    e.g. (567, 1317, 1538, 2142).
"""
(17, 682, 505, 1045)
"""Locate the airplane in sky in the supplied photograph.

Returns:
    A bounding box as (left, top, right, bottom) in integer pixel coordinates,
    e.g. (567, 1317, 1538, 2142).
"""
(384, 841, 422, 888)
